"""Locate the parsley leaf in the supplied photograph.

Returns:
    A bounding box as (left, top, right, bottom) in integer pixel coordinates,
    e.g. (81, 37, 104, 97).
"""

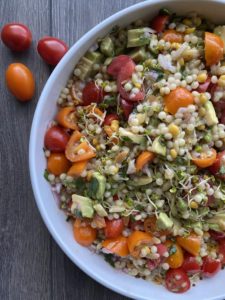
(104, 254, 115, 267)
(44, 169, 50, 181)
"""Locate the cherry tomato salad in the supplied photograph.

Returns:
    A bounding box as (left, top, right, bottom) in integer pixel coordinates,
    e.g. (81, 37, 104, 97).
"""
(43, 9, 225, 293)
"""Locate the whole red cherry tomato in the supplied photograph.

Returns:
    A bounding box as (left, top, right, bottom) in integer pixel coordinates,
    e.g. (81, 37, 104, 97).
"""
(202, 256, 221, 277)
(104, 114, 119, 126)
(1, 23, 32, 51)
(5, 63, 35, 101)
(37, 36, 68, 66)
(165, 268, 191, 293)
(104, 219, 124, 239)
(82, 81, 104, 106)
(182, 254, 201, 274)
(44, 126, 69, 152)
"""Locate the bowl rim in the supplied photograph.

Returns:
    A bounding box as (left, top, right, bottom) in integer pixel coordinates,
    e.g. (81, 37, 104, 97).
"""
(29, 0, 225, 299)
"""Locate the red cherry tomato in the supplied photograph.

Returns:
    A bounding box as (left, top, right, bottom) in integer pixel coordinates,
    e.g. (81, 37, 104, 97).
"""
(37, 36, 68, 66)
(182, 254, 201, 274)
(197, 77, 211, 93)
(209, 230, 225, 241)
(218, 239, 225, 264)
(104, 114, 119, 126)
(165, 268, 191, 293)
(117, 60, 145, 102)
(151, 15, 169, 33)
(82, 81, 104, 106)
(208, 151, 225, 179)
(104, 219, 124, 239)
(107, 55, 133, 78)
(1, 23, 32, 51)
(44, 126, 69, 152)
(202, 256, 221, 277)
(121, 98, 134, 119)
(5, 63, 35, 101)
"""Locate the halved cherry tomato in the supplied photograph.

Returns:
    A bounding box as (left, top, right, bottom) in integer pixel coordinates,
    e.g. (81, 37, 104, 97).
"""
(67, 160, 88, 177)
(107, 55, 133, 78)
(47, 153, 71, 175)
(37, 36, 68, 66)
(182, 254, 201, 274)
(104, 219, 124, 239)
(102, 235, 129, 257)
(208, 151, 225, 179)
(121, 98, 134, 119)
(209, 230, 225, 241)
(73, 219, 97, 246)
(127, 231, 152, 257)
(177, 233, 201, 256)
(165, 268, 191, 293)
(164, 87, 194, 115)
(205, 32, 224, 66)
(165, 241, 184, 269)
(151, 15, 169, 33)
(202, 256, 221, 277)
(162, 29, 183, 43)
(6, 63, 35, 101)
(65, 131, 96, 162)
(56, 107, 78, 130)
(135, 151, 155, 171)
(117, 59, 145, 102)
(192, 148, 217, 168)
(1, 23, 32, 51)
(44, 125, 69, 152)
(104, 114, 119, 126)
(82, 81, 104, 106)
(218, 239, 225, 264)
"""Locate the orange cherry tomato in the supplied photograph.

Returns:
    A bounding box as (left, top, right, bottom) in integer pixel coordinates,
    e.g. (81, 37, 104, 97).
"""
(127, 230, 152, 257)
(56, 107, 78, 130)
(165, 240, 184, 269)
(135, 151, 155, 172)
(102, 236, 129, 257)
(192, 148, 217, 168)
(67, 160, 88, 177)
(162, 29, 183, 43)
(47, 153, 71, 175)
(205, 32, 224, 66)
(177, 233, 201, 256)
(164, 87, 194, 115)
(5, 63, 35, 101)
(73, 219, 97, 246)
(65, 131, 96, 162)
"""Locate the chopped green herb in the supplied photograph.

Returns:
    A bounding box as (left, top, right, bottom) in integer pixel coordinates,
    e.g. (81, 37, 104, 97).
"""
(44, 169, 50, 181)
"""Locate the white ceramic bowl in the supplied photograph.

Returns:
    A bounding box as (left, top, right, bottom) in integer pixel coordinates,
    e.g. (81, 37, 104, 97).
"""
(29, 0, 225, 299)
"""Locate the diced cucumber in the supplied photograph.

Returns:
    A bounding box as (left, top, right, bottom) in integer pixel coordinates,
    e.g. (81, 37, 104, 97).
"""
(100, 36, 114, 57)
(129, 47, 147, 62)
(127, 28, 150, 48)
